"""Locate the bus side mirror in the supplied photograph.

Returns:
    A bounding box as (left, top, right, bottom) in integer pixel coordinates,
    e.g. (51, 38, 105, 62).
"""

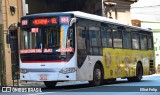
(69, 18, 77, 27)
(6, 34, 10, 44)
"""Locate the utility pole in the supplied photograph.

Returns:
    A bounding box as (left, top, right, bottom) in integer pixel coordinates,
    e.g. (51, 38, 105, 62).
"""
(0, 24, 6, 86)
(0, 0, 6, 86)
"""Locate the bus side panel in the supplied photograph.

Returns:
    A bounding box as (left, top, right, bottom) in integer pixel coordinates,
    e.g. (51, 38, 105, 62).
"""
(102, 48, 135, 79)
(102, 48, 154, 79)
(76, 56, 103, 81)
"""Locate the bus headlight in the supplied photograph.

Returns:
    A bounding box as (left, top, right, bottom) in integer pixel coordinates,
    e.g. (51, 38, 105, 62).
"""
(59, 68, 76, 74)
(20, 69, 28, 74)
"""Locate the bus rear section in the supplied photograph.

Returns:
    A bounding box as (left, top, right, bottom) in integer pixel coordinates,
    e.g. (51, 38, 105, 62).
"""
(19, 14, 77, 87)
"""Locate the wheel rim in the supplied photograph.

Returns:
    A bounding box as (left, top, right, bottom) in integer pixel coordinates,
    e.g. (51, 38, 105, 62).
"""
(95, 69, 101, 81)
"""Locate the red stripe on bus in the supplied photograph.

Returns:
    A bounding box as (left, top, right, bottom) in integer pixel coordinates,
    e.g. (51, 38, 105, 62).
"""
(22, 60, 69, 63)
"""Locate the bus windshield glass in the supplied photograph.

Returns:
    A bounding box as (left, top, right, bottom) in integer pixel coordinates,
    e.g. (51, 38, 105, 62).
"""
(20, 27, 60, 50)
(20, 25, 74, 62)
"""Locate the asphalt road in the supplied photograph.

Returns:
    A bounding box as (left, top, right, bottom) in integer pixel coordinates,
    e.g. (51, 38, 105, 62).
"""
(1, 74, 160, 95)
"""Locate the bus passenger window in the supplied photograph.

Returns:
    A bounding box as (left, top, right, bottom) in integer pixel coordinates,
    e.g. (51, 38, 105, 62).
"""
(113, 29, 122, 48)
(77, 26, 86, 50)
(140, 35, 147, 50)
(132, 33, 140, 49)
(148, 36, 153, 50)
(101, 27, 112, 47)
(123, 31, 131, 49)
(89, 26, 101, 54)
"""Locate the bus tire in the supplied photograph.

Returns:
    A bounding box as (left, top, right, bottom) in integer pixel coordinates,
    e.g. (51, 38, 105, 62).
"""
(127, 63, 143, 82)
(44, 81, 57, 88)
(134, 63, 143, 82)
(89, 63, 102, 86)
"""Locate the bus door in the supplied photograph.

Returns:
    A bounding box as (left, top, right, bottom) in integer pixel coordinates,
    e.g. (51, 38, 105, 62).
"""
(77, 26, 87, 68)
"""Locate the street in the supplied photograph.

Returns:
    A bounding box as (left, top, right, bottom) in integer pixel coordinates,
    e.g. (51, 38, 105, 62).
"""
(1, 74, 160, 95)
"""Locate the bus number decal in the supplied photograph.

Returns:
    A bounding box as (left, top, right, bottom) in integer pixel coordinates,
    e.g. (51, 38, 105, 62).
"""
(22, 20, 28, 26)
(33, 19, 49, 25)
(31, 28, 39, 33)
(60, 17, 69, 23)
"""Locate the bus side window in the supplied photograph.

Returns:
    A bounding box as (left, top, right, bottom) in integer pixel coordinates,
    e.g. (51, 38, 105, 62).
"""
(89, 26, 101, 55)
(148, 36, 153, 50)
(132, 33, 140, 49)
(77, 26, 86, 50)
(101, 27, 112, 48)
(113, 29, 122, 48)
(140, 35, 147, 50)
(123, 31, 131, 49)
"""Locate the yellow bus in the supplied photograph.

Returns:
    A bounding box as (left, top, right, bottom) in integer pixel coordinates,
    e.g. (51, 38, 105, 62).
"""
(19, 11, 155, 87)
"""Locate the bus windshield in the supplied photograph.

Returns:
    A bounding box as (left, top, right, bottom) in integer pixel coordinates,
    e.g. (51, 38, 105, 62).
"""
(20, 27, 60, 50)
(20, 25, 75, 62)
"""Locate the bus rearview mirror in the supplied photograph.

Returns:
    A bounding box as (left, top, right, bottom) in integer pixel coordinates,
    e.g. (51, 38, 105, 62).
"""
(69, 18, 77, 27)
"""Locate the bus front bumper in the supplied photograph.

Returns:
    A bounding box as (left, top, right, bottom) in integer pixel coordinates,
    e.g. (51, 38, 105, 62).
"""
(20, 71, 76, 81)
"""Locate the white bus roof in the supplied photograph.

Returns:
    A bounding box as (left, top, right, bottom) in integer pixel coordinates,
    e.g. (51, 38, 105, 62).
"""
(23, 11, 151, 32)
(65, 11, 151, 32)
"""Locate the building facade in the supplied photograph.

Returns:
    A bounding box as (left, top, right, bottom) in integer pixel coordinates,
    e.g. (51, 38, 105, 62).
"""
(131, 0, 160, 73)
(102, 0, 137, 25)
(0, 0, 23, 86)
(0, 0, 136, 86)
(23, 0, 137, 25)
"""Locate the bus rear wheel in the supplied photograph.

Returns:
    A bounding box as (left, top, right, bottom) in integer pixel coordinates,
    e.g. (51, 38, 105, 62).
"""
(127, 63, 143, 82)
(44, 81, 57, 88)
(89, 64, 102, 86)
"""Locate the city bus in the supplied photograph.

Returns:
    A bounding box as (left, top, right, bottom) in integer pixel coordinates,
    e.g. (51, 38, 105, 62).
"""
(19, 11, 155, 88)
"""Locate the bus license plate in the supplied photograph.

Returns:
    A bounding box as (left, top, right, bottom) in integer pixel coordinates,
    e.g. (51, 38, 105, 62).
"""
(40, 74, 47, 80)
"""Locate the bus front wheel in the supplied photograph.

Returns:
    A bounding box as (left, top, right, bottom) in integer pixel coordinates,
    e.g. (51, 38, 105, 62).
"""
(44, 81, 57, 88)
(89, 64, 102, 86)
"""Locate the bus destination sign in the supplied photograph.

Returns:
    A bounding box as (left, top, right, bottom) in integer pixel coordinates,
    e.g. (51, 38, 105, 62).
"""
(32, 18, 57, 25)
